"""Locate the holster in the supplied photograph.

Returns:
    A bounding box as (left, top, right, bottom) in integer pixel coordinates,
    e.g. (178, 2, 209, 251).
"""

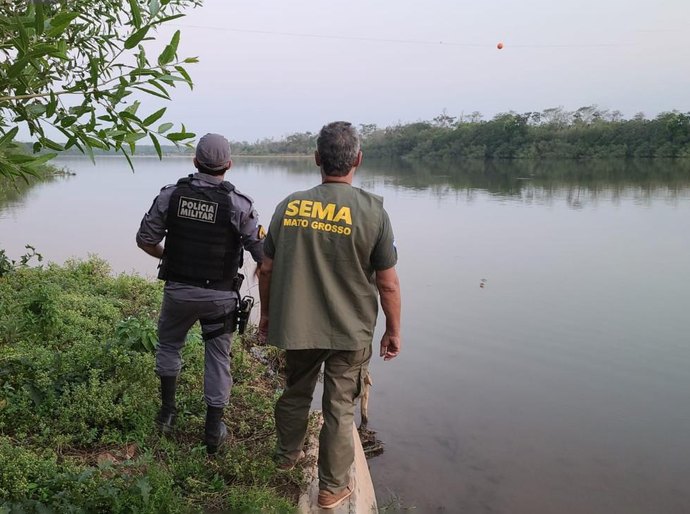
(199, 305, 238, 341)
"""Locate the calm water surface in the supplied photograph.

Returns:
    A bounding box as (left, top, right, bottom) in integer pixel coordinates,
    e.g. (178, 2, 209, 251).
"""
(2, 157, 690, 513)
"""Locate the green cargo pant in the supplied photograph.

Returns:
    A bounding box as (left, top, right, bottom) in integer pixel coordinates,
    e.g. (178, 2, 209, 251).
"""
(275, 344, 372, 493)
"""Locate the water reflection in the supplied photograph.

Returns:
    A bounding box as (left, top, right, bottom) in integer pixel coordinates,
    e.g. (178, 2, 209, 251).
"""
(0, 173, 62, 215)
(359, 158, 690, 207)
(231, 157, 690, 209)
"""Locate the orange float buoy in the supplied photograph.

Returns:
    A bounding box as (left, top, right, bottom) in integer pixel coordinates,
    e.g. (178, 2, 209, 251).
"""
(497, 42, 504, 50)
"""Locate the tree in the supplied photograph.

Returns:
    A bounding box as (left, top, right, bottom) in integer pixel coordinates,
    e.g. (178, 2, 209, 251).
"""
(608, 110, 623, 123)
(358, 123, 378, 139)
(540, 106, 571, 127)
(0, 0, 201, 180)
(432, 109, 456, 128)
(468, 111, 483, 124)
(573, 105, 600, 125)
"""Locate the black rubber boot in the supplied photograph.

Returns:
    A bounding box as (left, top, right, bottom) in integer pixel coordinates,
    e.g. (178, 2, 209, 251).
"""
(205, 406, 227, 455)
(155, 375, 177, 435)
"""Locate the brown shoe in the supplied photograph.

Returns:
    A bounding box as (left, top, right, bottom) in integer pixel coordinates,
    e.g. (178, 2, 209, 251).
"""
(317, 483, 354, 509)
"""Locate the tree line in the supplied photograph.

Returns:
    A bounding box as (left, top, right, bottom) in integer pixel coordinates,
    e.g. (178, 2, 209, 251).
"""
(231, 107, 690, 160)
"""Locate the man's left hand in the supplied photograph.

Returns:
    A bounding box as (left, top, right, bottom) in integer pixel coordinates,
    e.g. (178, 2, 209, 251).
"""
(380, 331, 401, 361)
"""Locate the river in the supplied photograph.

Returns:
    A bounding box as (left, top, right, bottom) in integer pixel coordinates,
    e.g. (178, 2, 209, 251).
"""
(1, 156, 689, 513)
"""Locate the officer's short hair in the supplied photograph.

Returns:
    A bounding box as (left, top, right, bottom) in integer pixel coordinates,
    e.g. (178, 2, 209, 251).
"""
(317, 121, 360, 177)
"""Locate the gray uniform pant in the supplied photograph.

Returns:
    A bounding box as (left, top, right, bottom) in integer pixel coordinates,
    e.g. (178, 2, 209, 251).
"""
(155, 288, 237, 408)
(275, 344, 372, 493)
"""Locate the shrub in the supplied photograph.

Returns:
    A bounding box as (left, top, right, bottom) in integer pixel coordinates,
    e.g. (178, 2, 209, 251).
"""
(0, 256, 303, 512)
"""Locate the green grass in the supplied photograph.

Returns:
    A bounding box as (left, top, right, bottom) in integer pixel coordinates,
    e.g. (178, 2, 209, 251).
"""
(0, 256, 305, 513)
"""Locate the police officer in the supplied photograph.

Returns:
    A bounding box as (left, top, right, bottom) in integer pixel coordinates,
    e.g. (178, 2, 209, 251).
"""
(136, 133, 264, 454)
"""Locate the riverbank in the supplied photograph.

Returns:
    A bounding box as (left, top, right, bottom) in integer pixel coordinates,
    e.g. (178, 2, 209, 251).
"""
(0, 257, 308, 512)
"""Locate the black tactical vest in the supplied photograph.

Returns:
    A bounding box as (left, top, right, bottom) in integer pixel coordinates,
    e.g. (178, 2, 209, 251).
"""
(158, 176, 241, 290)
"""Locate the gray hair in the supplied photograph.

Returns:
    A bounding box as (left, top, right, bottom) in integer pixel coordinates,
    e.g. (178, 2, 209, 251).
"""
(316, 121, 361, 176)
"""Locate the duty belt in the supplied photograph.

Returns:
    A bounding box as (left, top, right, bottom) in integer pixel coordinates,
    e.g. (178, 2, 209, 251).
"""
(163, 274, 243, 291)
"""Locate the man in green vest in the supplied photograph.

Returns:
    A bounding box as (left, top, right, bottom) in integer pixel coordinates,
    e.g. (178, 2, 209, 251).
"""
(259, 121, 402, 509)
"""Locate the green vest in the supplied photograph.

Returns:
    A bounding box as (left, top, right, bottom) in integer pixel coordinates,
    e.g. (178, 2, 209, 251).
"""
(264, 183, 397, 350)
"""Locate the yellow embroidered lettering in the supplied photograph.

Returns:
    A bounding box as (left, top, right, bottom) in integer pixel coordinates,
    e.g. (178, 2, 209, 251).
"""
(298, 200, 313, 217)
(312, 202, 335, 221)
(333, 206, 352, 225)
(285, 200, 300, 216)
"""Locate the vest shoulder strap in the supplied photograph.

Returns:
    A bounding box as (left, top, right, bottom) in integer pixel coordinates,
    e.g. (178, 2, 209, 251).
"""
(219, 181, 235, 193)
(176, 175, 193, 186)
(175, 176, 234, 194)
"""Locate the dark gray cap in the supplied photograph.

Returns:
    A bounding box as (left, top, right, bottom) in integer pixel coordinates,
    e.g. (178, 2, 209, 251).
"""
(195, 133, 231, 171)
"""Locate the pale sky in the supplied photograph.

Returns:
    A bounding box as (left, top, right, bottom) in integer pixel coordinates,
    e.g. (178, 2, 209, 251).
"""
(147, 0, 689, 141)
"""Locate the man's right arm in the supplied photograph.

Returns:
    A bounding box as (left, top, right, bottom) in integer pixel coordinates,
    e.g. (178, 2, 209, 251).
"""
(376, 266, 401, 360)
(237, 202, 265, 265)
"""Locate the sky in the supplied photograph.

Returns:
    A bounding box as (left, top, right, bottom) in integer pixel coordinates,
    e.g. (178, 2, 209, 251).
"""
(146, 0, 690, 141)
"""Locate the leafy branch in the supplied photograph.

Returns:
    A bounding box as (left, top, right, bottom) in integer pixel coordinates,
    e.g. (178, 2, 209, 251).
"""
(0, 0, 202, 178)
